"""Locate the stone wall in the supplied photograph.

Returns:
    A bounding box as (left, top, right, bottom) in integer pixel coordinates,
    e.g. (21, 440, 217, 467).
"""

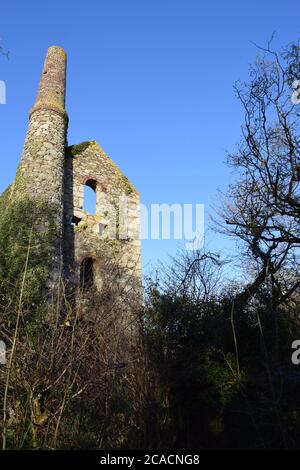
(63, 141, 141, 297)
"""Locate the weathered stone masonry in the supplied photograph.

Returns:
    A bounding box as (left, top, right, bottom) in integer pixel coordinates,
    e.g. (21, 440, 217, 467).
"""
(3, 46, 141, 294)
(64, 141, 141, 291)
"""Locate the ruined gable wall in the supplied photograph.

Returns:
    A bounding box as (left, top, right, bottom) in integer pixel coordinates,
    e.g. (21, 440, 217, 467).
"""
(63, 141, 141, 293)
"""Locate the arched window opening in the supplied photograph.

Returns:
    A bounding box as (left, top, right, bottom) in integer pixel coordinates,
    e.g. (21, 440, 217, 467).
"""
(83, 179, 97, 215)
(80, 257, 94, 291)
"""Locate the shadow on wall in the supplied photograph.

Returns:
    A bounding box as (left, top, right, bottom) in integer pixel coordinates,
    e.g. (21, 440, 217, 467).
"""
(63, 152, 75, 288)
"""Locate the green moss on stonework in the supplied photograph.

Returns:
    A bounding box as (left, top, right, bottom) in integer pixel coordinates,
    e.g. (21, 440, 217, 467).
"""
(0, 185, 12, 211)
(25, 139, 43, 155)
(0, 196, 61, 316)
(101, 150, 136, 194)
(121, 175, 134, 195)
(30, 103, 69, 124)
(14, 165, 27, 191)
(68, 141, 95, 156)
(74, 221, 88, 233)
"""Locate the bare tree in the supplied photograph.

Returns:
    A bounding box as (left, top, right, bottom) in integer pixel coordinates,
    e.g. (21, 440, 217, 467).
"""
(217, 37, 300, 308)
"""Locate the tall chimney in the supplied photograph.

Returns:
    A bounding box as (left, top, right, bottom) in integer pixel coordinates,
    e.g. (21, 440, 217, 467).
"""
(15, 46, 68, 285)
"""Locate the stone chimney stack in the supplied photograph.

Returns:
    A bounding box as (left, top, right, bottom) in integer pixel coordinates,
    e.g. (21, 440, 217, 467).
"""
(16, 46, 68, 283)
(30, 45, 67, 118)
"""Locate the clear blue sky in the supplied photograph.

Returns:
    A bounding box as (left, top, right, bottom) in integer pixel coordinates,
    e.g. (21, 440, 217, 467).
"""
(1, 0, 299, 273)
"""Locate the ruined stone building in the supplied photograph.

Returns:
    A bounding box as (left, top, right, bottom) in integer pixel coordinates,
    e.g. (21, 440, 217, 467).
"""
(3, 46, 141, 297)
